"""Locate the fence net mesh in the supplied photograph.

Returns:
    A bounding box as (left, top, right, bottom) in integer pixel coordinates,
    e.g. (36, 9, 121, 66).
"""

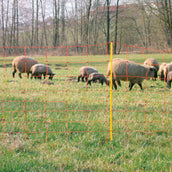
(0, 42, 171, 142)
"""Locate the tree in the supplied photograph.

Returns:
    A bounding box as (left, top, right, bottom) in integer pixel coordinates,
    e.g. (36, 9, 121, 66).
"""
(106, 0, 110, 54)
(85, 0, 92, 45)
(61, 0, 66, 45)
(40, 0, 48, 46)
(145, 0, 172, 49)
(31, 0, 35, 46)
(53, 0, 60, 47)
(114, 0, 120, 54)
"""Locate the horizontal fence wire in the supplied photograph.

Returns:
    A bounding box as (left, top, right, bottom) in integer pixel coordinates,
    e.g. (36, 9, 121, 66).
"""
(0, 42, 171, 142)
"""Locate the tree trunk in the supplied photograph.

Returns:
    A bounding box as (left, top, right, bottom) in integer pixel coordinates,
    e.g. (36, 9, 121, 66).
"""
(1, 0, 5, 46)
(35, 0, 39, 47)
(40, 0, 48, 46)
(53, 0, 60, 47)
(75, 0, 78, 52)
(106, 0, 110, 54)
(85, 0, 92, 45)
(61, 0, 66, 45)
(31, 0, 34, 46)
(114, 0, 119, 54)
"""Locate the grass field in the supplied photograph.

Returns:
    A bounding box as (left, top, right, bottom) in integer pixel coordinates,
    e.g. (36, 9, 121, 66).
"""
(0, 52, 171, 171)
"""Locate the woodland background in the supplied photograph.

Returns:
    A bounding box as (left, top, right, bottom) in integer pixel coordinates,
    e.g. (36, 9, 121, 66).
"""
(0, 0, 172, 55)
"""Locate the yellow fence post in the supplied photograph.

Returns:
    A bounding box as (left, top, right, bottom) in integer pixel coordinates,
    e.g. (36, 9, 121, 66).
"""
(110, 42, 113, 141)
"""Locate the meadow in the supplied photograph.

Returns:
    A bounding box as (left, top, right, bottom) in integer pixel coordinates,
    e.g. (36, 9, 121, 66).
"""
(0, 51, 171, 171)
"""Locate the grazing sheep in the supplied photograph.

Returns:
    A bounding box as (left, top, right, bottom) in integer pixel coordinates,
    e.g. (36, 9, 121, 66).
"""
(167, 71, 172, 88)
(144, 58, 159, 80)
(12, 56, 38, 78)
(107, 58, 157, 90)
(164, 63, 172, 82)
(30, 64, 55, 80)
(87, 72, 110, 86)
(159, 63, 167, 81)
(78, 66, 98, 82)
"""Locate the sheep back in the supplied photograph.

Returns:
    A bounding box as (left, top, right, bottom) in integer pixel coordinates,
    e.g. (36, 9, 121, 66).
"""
(12, 56, 38, 73)
(80, 66, 98, 76)
(30, 64, 53, 75)
(108, 59, 156, 83)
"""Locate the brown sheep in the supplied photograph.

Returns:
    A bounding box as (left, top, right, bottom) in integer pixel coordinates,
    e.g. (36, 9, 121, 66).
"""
(12, 56, 38, 78)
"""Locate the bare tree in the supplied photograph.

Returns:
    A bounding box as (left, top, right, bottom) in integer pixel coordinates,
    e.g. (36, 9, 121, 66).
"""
(85, 0, 92, 45)
(53, 0, 60, 46)
(145, 0, 172, 49)
(1, 0, 5, 46)
(31, 0, 35, 46)
(114, 0, 119, 54)
(35, 0, 39, 47)
(106, 0, 110, 54)
(61, 0, 66, 45)
(40, 0, 48, 46)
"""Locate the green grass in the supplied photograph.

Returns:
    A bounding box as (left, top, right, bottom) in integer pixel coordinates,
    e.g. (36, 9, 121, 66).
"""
(0, 53, 171, 171)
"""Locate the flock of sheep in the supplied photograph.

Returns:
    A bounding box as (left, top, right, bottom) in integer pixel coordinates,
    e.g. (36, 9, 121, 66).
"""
(78, 58, 172, 90)
(12, 56, 55, 80)
(12, 56, 172, 90)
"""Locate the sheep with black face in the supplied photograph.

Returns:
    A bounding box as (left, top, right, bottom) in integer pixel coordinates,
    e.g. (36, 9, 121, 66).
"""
(107, 58, 157, 90)
(78, 66, 98, 82)
(87, 72, 109, 86)
(30, 64, 55, 80)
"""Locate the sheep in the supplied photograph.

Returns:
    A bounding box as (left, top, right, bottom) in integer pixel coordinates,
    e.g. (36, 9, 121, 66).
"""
(167, 71, 172, 88)
(143, 58, 159, 80)
(164, 63, 172, 82)
(30, 64, 55, 80)
(107, 58, 157, 90)
(159, 63, 167, 81)
(87, 72, 110, 86)
(12, 56, 38, 78)
(78, 66, 98, 82)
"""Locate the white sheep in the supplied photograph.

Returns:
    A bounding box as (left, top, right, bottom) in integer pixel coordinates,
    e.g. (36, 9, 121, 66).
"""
(167, 71, 172, 88)
(107, 58, 157, 90)
(144, 58, 159, 80)
(164, 63, 172, 82)
(87, 72, 110, 86)
(78, 66, 98, 82)
(12, 56, 38, 78)
(30, 64, 55, 80)
(159, 63, 167, 81)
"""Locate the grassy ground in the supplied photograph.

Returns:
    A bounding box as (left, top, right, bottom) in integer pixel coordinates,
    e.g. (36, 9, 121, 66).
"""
(0, 52, 171, 171)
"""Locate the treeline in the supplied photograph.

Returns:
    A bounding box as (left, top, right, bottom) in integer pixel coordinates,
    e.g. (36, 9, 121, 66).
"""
(0, 0, 172, 55)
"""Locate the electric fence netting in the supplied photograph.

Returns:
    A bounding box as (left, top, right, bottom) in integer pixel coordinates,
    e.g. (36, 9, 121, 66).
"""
(0, 42, 171, 142)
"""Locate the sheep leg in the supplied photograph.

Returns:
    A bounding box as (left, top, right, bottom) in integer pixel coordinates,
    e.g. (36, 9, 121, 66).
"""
(43, 74, 46, 79)
(100, 79, 104, 85)
(78, 75, 82, 82)
(18, 73, 22, 79)
(113, 80, 117, 90)
(167, 81, 171, 88)
(117, 80, 121, 87)
(138, 83, 143, 90)
(49, 74, 53, 80)
(12, 69, 17, 78)
(82, 77, 85, 82)
(129, 82, 135, 90)
(87, 79, 92, 85)
(27, 73, 30, 78)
